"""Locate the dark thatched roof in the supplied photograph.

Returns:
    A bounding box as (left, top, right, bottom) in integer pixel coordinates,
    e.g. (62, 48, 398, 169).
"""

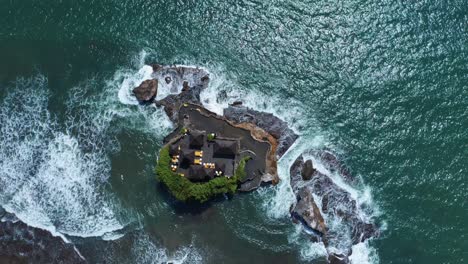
(180, 149, 195, 169)
(189, 130, 204, 149)
(188, 165, 209, 182)
(169, 144, 179, 156)
(215, 163, 226, 172)
(213, 140, 237, 158)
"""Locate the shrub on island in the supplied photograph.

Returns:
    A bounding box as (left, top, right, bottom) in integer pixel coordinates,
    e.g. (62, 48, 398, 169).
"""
(155, 147, 250, 203)
(207, 133, 216, 141)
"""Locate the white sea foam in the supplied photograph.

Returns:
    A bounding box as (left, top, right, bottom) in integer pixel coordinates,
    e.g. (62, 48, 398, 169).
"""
(111, 63, 174, 136)
(349, 241, 379, 264)
(131, 234, 202, 264)
(117, 65, 154, 105)
(260, 135, 327, 219)
(199, 68, 306, 134)
(287, 224, 328, 260)
(0, 76, 123, 240)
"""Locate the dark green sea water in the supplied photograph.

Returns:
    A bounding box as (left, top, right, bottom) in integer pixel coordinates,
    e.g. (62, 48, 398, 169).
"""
(0, 1, 467, 263)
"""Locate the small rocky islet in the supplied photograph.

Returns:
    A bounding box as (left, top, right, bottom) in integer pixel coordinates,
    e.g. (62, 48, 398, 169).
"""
(133, 64, 379, 263)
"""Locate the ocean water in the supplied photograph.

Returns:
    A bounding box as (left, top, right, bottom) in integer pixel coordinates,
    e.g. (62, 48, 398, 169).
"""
(0, 1, 467, 263)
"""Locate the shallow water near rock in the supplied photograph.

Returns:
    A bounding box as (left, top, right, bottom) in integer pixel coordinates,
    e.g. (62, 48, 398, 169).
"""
(0, 1, 467, 263)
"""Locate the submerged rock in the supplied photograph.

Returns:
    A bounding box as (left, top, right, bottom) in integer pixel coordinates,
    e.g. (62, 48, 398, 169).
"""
(133, 79, 158, 103)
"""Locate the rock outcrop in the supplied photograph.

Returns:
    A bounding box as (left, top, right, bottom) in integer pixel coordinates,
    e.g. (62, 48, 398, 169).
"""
(291, 187, 326, 235)
(0, 209, 86, 263)
(142, 64, 297, 160)
(289, 152, 379, 262)
(223, 105, 298, 158)
(301, 159, 316, 180)
(133, 79, 158, 103)
(129, 64, 380, 263)
(152, 65, 210, 122)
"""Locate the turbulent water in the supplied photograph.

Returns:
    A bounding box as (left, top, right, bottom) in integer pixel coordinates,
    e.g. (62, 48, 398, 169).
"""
(1, 1, 467, 264)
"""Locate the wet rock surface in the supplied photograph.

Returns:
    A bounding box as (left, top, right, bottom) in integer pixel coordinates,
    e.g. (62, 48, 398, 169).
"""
(133, 64, 377, 262)
(289, 152, 379, 261)
(152, 65, 210, 122)
(0, 212, 86, 264)
(149, 64, 294, 192)
(291, 187, 326, 235)
(148, 64, 298, 160)
(223, 105, 298, 158)
(133, 79, 158, 103)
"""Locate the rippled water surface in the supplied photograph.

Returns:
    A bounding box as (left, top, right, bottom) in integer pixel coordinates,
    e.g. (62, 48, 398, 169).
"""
(0, 1, 467, 263)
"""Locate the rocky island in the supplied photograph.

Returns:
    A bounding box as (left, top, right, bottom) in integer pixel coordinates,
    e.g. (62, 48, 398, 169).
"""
(132, 64, 379, 263)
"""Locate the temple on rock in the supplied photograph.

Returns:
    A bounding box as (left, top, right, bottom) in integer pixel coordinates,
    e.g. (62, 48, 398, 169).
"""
(168, 129, 239, 182)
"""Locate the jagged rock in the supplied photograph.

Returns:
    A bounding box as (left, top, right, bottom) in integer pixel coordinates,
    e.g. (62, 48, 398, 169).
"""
(201, 75, 209, 82)
(313, 149, 354, 183)
(182, 81, 189, 91)
(151, 64, 162, 72)
(289, 154, 379, 261)
(133, 79, 158, 103)
(152, 65, 209, 122)
(155, 84, 204, 122)
(291, 187, 326, 235)
(301, 159, 316, 180)
(230, 101, 243, 106)
(353, 222, 379, 244)
(290, 155, 304, 189)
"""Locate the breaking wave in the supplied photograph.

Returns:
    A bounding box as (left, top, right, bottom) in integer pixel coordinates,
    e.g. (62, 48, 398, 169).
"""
(0, 75, 124, 239)
(131, 234, 203, 264)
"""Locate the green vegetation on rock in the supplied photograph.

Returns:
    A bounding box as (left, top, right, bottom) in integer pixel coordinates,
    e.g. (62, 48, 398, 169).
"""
(180, 127, 188, 134)
(155, 146, 249, 203)
(234, 156, 251, 181)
